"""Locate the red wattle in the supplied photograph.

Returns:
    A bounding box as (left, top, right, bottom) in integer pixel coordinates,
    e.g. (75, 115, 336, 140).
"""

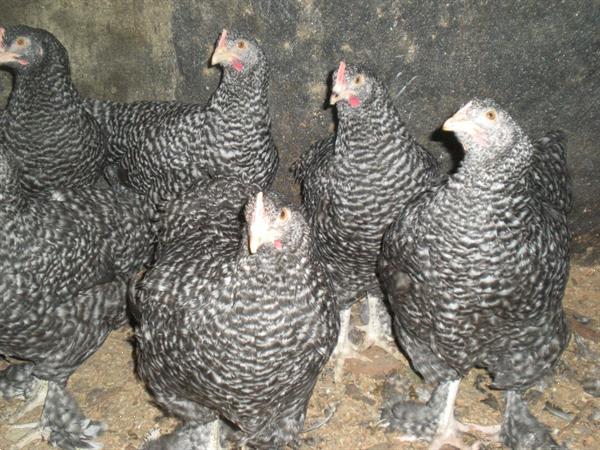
(349, 96, 361, 108)
(232, 59, 244, 72)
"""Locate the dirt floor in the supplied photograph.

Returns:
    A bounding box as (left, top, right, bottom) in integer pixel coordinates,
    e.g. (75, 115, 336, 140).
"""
(1, 262, 599, 450)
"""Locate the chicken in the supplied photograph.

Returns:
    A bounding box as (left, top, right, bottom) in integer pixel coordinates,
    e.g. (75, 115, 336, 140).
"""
(0, 143, 156, 449)
(85, 29, 278, 201)
(0, 25, 106, 195)
(293, 61, 438, 378)
(132, 181, 338, 448)
(379, 99, 571, 449)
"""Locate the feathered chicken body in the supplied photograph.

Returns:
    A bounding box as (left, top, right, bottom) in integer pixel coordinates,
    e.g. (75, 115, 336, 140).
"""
(0, 145, 156, 449)
(379, 99, 571, 449)
(133, 181, 338, 448)
(86, 29, 278, 200)
(530, 129, 573, 215)
(295, 62, 438, 306)
(83, 100, 188, 166)
(293, 62, 438, 375)
(0, 25, 106, 195)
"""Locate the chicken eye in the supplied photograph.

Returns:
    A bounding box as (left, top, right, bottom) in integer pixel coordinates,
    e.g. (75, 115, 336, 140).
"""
(485, 110, 497, 121)
(16, 37, 25, 46)
(237, 40, 246, 49)
(353, 75, 363, 84)
(279, 208, 289, 222)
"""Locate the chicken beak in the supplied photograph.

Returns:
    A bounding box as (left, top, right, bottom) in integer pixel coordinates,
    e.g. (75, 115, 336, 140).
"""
(248, 192, 269, 254)
(0, 27, 24, 65)
(330, 88, 355, 105)
(0, 50, 21, 65)
(443, 109, 476, 134)
(211, 29, 232, 66)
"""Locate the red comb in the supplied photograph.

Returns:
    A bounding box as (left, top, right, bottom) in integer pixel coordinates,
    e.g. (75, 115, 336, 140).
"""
(336, 61, 346, 86)
(217, 29, 227, 49)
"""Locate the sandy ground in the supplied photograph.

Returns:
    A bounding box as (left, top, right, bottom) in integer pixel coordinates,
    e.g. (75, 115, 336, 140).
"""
(1, 263, 598, 450)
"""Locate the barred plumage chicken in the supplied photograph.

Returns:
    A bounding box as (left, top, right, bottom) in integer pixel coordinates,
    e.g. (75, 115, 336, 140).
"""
(293, 62, 438, 378)
(0, 25, 106, 195)
(0, 144, 156, 449)
(132, 180, 338, 449)
(379, 99, 571, 449)
(86, 29, 278, 201)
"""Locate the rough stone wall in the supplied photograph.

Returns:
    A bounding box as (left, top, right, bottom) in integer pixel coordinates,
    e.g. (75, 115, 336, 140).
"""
(1, 0, 598, 237)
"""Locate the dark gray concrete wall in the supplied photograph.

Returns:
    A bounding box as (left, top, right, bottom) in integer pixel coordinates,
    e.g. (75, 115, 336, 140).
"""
(2, 0, 598, 239)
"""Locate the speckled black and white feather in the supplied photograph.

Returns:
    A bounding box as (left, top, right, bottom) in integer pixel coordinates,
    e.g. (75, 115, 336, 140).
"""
(0, 25, 106, 195)
(0, 144, 156, 448)
(132, 184, 338, 448)
(85, 30, 278, 201)
(380, 99, 570, 387)
(155, 176, 260, 253)
(379, 99, 570, 448)
(530, 130, 572, 215)
(293, 64, 438, 307)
